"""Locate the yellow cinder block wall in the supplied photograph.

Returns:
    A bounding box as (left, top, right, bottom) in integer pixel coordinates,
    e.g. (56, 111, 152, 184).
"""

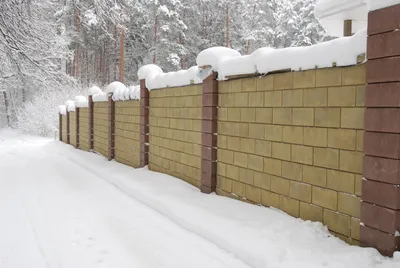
(79, 108, 90, 151)
(93, 101, 109, 158)
(149, 84, 203, 188)
(217, 64, 365, 245)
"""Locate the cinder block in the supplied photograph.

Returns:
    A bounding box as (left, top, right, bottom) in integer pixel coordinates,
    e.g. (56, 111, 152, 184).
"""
(342, 64, 366, 86)
(229, 79, 242, 93)
(328, 129, 357, 150)
(264, 125, 283, 141)
(227, 136, 240, 151)
(218, 162, 227, 177)
(316, 68, 342, 87)
(254, 140, 272, 157)
(283, 90, 303, 107)
(323, 209, 351, 236)
(273, 108, 292, 125)
(279, 196, 300, 217)
(327, 170, 355, 194)
(293, 70, 316, 89)
(314, 147, 339, 169)
(341, 108, 364, 129)
(339, 150, 363, 174)
(265, 91, 282, 107)
(254, 171, 271, 190)
(239, 167, 254, 185)
(303, 165, 327, 187)
(264, 158, 282, 176)
(282, 161, 303, 181)
(315, 108, 341, 128)
(240, 138, 255, 154)
(245, 185, 262, 203)
(300, 202, 323, 222)
(226, 164, 239, 181)
(304, 127, 327, 147)
(338, 193, 361, 218)
(234, 152, 248, 168)
(255, 108, 273, 123)
(312, 186, 338, 210)
(249, 92, 264, 107)
(292, 108, 314, 126)
(291, 145, 313, 165)
(356, 130, 364, 151)
(242, 77, 257, 92)
(227, 108, 241, 122)
(355, 175, 362, 197)
(351, 217, 360, 241)
(241, 108, 256, 122)
(283, 126, 303, 144)
(272, 142, 291, 161)
(233, 93, 249, 107)
(290, 181, 312, 202)
(262, 190, 279, 208)
(249, 123, 264, 140)
(256, 75, 274, 91)
(273, 72, 293, 90)
(356, 85, 365, 107)
(232, 181, 246, 197)
(221, 149, 234, 164)
(248, 154, 264, 172)
(303, 88, 327, 107)
(271, 176, 290, 195)
(328, 86, 356, 107)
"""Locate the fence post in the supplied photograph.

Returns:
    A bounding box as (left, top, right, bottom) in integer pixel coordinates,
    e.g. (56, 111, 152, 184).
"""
(88, 95, 94, 150)
(66, 111, 70, 144)
(201, 72, 218, 194)
(140, 79, 149, 167)
(107, 94, 115, 161)
(76, 107, 80, 149)
(361, 3, 400, 256)
(59, 113, 62, 141)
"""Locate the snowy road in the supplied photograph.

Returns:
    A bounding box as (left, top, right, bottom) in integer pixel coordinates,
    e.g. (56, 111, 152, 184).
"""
(0, 129, 399, 268)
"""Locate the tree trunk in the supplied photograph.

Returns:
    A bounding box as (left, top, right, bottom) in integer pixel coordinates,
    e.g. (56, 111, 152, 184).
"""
(153, 13, 158, 64)
(226, 6, 229, 48)
(119, 27, 125, 83)
(114, 25, 117, 81)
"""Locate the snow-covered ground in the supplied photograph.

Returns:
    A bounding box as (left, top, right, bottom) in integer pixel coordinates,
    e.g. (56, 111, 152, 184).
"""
(0, 128, 399, 268)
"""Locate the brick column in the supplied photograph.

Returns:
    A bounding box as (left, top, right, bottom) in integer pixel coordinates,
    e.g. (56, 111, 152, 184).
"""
(88, 96, 94, 150)
(59, 113, 62, 141)
(66, 111, 70, 144)
(107, 95, 115, 161)
(140, 79, 149, 167)
(201, 72, 218, 193)
(361, 4, 400, 256)
(75, 108, 80, 149)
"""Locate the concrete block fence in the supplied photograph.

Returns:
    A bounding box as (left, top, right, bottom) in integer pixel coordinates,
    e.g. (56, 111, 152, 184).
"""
(59, 3, 400, 256)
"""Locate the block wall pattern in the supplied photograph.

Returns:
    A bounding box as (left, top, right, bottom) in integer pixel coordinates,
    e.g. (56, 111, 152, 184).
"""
(216, 65, 366, 244)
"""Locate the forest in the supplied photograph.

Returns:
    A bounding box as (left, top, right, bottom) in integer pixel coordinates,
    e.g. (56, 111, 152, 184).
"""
(0, 0, 328, 135)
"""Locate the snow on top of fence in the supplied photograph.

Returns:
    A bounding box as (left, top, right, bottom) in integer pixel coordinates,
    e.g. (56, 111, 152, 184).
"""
(58, 105, 67, 115)
(92, 92, 108, 102)
(88, 86, 102, 96)
(196, 47, 241, 70)
(196, 29, 366, 80)
(367, 0, 400, 10)
(137, 65, 202, 90)
(75, 96, 88, 108)
(65, 100, 76, 112)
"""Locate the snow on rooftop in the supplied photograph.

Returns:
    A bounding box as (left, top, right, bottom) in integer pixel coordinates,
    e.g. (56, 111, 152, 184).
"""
(74, 96, 88, 108)
(58, 105, 67, 115)
(137, 65, 202, 90)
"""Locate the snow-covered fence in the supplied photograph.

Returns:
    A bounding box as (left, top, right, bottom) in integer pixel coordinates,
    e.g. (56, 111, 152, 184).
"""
(57, 1, 400, 256)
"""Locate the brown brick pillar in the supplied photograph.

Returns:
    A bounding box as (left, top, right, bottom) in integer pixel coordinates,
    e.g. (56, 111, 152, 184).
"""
(75, 107, 80, 149)
(361, 4, 400, 257)
(140, 79, 149, 167)
(201, 72, 218, 193)
(108, 95, 115, 161)
(88, 96, 94, 150)
(59, 113, 62, 141)
(66, 111, 70, 144)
